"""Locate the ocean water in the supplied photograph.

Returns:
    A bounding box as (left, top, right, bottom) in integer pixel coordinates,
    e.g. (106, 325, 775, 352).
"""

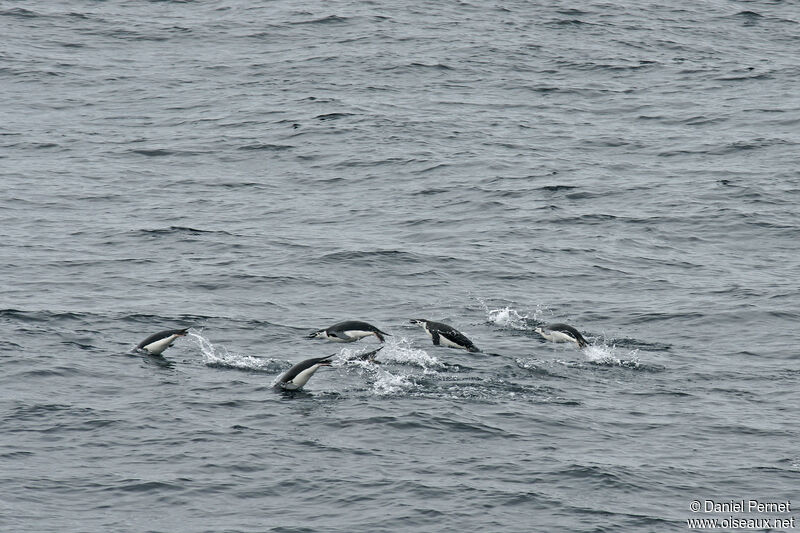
(1, 1, 799, 531)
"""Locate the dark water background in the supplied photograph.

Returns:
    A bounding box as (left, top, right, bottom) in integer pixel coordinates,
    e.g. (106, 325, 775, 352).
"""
(2, 1, 799, 531)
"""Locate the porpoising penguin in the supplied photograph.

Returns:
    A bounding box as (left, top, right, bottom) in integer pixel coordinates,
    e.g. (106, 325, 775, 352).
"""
(275, 355, 334, 391)
(409, 319, 480, 353)
(308, 320, 389, 343)
(534, 323, 589, 348)
(136, 328, 189, 355)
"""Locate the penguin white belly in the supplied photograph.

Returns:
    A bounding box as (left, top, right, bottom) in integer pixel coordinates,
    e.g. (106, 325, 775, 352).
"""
(141, 335, 177, 355)
(438, 335, 463, 349)
(342, 329, 374, 340)
(548, 331, 576, 344)
(288, 365, 321, 389)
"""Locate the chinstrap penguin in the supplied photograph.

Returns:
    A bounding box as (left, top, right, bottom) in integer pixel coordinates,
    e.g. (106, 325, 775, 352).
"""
(308, 320, 389, 343)
(275, 355, 333, 391)
(409, 319, 480, 352)
(137, 328, 189, 355)
(354, 346, 383, 363)
(534, 323, 588, 348)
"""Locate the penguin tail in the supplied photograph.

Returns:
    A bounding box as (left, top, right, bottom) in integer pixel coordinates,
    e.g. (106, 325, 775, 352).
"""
(374, 331, 389, 342)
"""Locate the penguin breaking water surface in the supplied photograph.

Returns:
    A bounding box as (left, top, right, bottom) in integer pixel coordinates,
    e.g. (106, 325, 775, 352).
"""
(308, 320, 389, 343)
(534, 323, 589, 348)
(275, 355, 333, 391)
(137, 328, 189, 355)
(409, 319, 480, 352)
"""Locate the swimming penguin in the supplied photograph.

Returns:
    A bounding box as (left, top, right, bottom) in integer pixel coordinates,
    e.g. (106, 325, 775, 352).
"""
(308, 320, 389, 343)
(136, 328, 189, 355)
(275, 354, 333, 391)
(355, 346, 383, 363)
(534, 323, 589, 348)
(409, 319, 480, 352)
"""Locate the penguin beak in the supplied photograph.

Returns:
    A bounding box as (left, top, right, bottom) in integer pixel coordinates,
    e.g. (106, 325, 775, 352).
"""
(319, 360, 333, 367)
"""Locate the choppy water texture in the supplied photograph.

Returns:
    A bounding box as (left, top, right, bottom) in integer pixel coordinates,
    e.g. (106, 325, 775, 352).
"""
(2, 1, 799, 531)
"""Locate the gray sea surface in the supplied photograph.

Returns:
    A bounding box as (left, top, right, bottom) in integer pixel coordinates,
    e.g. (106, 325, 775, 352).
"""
(2, 1, 799, 532)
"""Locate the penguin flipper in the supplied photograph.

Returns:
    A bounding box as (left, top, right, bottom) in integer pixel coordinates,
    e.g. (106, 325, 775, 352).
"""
(431, 331, 440, 346)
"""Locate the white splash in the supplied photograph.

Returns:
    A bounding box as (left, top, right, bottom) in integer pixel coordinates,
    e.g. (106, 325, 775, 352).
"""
(488, 306, 529, 329)
(581, 342, 640, 367)
(335, 338, 437, 395)
(473, 295, 552, 330)
(370, 366, 415, 396)
(187, 330, 280, 371)
(486, 304, 548, 330)
(378, 337, 443, 372)
(339, 353, 415, 396)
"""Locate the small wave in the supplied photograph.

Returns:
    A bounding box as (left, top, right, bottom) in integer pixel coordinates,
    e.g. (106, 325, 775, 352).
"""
(113, 480, 185, 494)
(731, 10, 763, 26)
(314, 249, 423, 266)
(0, 340, 23, 350)
(628, 311, 704, 324)
(135, 226, 234, 237)
(557, 463, 633, 489)
(408, 62, 454, 70)
(538, 184, 577, 192)
(0, 7, 39, 18)
(547, 18, 593, 27)
(0, 308, 87, 324)
(237, 143, 294, 151)
(314, 112, 354, 120)
(292, 14, 350, 25)
(130, 149, 173, 157)
(608, 337, 672, 352)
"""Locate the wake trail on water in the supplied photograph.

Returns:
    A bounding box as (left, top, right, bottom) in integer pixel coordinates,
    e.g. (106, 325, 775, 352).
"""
(337, 338, 445, 395)
(187, 330, 287, 373)
(482, 303, 646, 368)
(187, 331, 447, 395)
(478, 298, 550, 330)
(580, 343, 641, 368)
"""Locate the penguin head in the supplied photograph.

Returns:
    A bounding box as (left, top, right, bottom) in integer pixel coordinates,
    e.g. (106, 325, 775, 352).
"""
(534, 326, 544, 335)
(409, 319, 427, 326)
(307, 329, 325, 339)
